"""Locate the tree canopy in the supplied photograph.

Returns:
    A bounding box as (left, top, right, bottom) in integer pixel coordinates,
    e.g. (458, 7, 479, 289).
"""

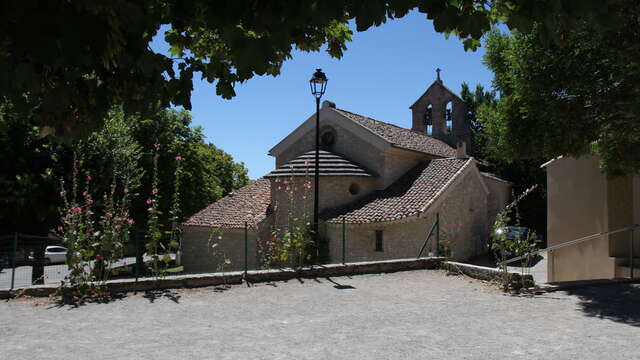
(0, 105, 249, 234)
(478, 2, 640, 176)
(0, 0, 628, 138)
(461, 83, 546, 235)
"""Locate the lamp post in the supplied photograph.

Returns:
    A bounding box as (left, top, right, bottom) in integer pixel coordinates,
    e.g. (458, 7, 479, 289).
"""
(309, 68, 328, 259)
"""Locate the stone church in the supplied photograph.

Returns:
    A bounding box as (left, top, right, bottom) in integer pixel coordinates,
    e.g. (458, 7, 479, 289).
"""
(181, 75, 511, 272)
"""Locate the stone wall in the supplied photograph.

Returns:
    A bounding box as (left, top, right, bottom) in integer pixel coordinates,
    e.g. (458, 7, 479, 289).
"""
(181, 225, 260, 273)
(325, 165, 489, 263)
(269, 176, 377, 227)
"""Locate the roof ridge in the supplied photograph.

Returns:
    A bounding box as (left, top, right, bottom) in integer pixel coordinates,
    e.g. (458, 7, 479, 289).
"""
(334, 107, 455, 153)
(336, 107, 408, 132)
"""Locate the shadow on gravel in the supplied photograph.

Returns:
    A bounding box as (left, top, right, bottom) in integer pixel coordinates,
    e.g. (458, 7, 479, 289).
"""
(567, 283, 640, 327)
(143, 289, 181, 304)
(326, 277, 356, 290)
(50, 293, 127, 309)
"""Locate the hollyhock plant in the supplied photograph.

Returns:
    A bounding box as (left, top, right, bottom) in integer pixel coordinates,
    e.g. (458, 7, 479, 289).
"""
(145, 149, 184, 279)
(57, 155, 138, 288)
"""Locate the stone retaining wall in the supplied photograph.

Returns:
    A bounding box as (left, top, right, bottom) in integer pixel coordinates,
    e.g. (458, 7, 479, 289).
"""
(442, 261, 534, 285)
(0, 257, 444, 299)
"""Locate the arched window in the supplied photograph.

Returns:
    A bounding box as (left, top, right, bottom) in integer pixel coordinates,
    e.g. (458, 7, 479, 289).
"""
(425, 104, 433, 135)
(445, 101, 453, 133)
(320, 127, 337, 148)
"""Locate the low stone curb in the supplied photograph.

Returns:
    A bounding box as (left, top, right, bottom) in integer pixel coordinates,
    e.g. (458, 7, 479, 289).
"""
(0, 257, 445, 299)
(442, 261, 534, 285)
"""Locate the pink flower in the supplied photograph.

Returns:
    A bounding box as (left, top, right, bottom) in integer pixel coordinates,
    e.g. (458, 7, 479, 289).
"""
(56, 225, 63, 232)
(152, 188, 158, 194)
(87, 199, 93, 205)
(153, 143, 160, 149)
(175, 156, 182, 161)
(95, 254, 103, 260)
(114, 224, 121, 231)
(123, 188, 129, 193)
(86, 175, 92, 181)
(73, 207, 82, 213)
(266, 237, 277, 244)
(146, 199, 152, 205)
(171, 221, 177, 228)
(125, 218, 134, 225)
(72, 168, 79, 175)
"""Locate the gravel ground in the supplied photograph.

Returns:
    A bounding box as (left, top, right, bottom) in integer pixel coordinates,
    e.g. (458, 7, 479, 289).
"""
(1, 270, 639, 360)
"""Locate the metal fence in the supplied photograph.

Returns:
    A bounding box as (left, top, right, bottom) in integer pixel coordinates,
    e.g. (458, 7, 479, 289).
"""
(2, 214, 443, 290)
(0, 232, 151, 290)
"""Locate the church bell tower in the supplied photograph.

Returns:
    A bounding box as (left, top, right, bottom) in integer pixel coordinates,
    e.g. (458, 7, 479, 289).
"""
(409, 69, 473, 155)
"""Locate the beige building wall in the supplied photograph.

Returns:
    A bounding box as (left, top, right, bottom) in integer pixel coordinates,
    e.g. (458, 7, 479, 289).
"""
(546, 156, 615, 281)
(482, 174, 512, 231)
(181, 225, 260, 273)
(325, 166, 489, 263)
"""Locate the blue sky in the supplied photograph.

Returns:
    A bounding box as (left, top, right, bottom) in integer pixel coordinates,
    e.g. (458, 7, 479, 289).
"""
(151, 10, 495, 179)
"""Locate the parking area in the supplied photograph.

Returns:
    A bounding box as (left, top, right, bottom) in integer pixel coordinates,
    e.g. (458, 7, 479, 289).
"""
(0, 257, 138, 289)
(1, 270, 639, 359)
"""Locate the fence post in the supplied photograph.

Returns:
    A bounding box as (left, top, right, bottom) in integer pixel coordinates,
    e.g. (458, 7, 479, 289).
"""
(11, 232, 18, 290)
(342, 217, 346, 264)
(244, 221, 248, 278)
(630, 229, 634, 279)
(435, 213, 440, 257)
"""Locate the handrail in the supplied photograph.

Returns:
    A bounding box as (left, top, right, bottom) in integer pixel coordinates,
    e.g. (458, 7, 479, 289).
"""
(503, 223, 640, 265)
(417, 213, 439, 258)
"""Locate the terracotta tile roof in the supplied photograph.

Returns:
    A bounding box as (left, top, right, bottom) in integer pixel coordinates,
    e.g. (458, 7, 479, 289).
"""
(333, 108, 457, 158)
(323, 158, 473, 224)
(265, 150, 374, 178)
(182, 178, 271, 229)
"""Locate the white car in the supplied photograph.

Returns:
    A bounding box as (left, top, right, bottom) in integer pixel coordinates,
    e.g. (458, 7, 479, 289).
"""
(42, 246, 68, 264)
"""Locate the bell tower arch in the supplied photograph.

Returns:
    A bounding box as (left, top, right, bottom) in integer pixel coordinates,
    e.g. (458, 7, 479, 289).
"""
(410, 69, 473, 154)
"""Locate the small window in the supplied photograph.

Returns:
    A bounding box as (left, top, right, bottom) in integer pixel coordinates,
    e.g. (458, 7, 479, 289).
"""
(375, 230, 383, 252)
(445, 102, 453, 133)
(426, 124, 433, 135)
(348, 183, 360, 195)
(320, 127, 336, 148)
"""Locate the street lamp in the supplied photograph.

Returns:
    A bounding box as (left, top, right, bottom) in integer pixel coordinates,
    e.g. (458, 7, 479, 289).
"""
(309, 68, 328, 259)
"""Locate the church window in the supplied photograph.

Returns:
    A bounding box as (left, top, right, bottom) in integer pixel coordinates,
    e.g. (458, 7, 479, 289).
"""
(349, 183, 360, 195)
(425, 104, 433, 135)
(375, 230, 384, 252)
